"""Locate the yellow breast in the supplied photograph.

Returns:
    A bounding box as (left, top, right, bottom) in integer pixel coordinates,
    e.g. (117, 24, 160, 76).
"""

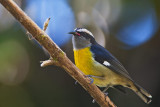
(73, 47, 104, 76)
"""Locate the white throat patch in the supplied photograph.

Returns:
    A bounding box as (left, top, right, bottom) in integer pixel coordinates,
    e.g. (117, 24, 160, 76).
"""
(74, 28, 94, 37)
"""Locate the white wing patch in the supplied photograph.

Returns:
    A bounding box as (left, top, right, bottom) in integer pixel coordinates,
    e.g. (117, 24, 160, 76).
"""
(103, 61, 111, 66)
(74, 28, 94, 37)
(149, 95, 152, 98)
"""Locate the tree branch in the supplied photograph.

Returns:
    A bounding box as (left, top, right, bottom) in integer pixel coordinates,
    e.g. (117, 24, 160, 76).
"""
(0, 0, 116, 107)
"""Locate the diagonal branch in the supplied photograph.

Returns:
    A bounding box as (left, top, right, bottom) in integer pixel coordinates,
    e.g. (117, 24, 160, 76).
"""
(0, 0, 116, 107)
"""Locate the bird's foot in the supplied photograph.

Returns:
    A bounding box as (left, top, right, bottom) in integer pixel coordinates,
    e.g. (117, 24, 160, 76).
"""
(75, 75, 94, 85)
(92, 92, 108, 103)
(104, 92, 109, 102)
(75, 81, 78, 85)
(85, 75, 94, 84)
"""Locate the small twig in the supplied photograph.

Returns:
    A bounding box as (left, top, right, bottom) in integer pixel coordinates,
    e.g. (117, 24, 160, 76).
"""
(40, 58, 60, 67)
(26, 31, 34, 40)
(43, 18, 50, 32)
(0, 1, 116, 107)
(27, 17, 50, 40)
(41, 18, 57, 67)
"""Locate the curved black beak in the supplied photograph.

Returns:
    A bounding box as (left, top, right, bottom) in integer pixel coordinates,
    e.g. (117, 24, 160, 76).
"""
(68, 32, 76, 35)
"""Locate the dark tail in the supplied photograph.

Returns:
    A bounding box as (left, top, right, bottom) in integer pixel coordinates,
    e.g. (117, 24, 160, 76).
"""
(133, 83, 152, 104)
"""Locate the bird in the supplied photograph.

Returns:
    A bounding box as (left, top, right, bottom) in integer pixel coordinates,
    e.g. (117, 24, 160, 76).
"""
(69, 28, 152, 104)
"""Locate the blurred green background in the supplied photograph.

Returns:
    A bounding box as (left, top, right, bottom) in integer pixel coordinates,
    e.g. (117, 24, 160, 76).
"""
(0, 0, 160, 107)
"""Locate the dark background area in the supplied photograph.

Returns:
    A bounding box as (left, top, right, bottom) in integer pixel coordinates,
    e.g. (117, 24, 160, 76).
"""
(0, 0, 160, 107)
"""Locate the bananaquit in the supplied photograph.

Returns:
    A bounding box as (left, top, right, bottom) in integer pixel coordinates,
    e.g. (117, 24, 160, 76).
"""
(69, 28, 152, 104)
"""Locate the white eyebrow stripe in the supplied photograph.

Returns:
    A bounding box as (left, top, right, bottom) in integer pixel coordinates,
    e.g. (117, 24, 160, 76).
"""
(103, 61, 111, 66)
(74, 28, 94, 37)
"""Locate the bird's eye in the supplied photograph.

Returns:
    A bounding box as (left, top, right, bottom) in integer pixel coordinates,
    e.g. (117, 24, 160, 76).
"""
(76, 32, 81, 36)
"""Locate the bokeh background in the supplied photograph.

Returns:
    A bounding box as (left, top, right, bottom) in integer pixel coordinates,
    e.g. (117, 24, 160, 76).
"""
(0, 0, 160, 107)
